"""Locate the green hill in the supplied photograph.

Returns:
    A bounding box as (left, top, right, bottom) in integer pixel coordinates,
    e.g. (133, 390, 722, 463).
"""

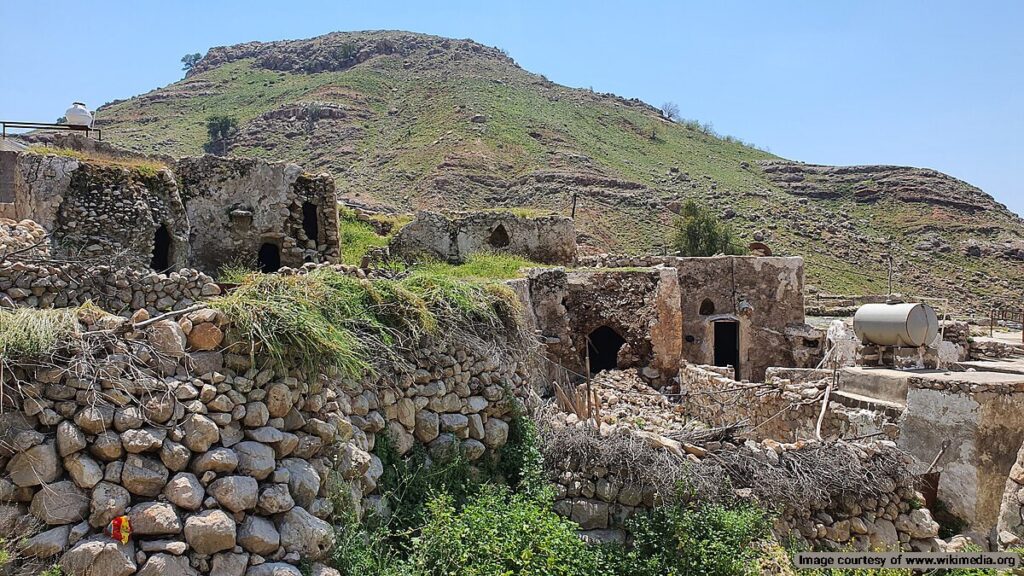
(94, 30, 1024, 314)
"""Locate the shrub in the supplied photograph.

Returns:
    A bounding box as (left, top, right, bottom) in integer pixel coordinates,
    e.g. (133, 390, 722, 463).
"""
(409, 485, 608, 576)
(669, 200, 746, 257)
(611, 501, 772, 576)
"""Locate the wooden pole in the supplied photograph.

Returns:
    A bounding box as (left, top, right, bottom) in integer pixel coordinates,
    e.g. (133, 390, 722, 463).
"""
(584, 335, 593, 426)
(571, 193, 578, 219)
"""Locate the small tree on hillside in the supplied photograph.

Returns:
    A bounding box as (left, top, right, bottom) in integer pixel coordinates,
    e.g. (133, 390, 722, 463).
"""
(181, 53, 202, 72)
(661, 101, 680, 121)
(670, 200, 746, 257)
(204, 115, 238, 156)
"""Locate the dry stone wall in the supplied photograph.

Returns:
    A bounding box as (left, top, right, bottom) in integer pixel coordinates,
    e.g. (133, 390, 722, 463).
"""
(0, 303, 527, 575)
(0, 261, 219, 315)
(678, 364, 896, 442)
(545, 418, 938, 551)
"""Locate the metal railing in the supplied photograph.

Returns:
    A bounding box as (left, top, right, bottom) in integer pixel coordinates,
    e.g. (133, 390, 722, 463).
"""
(1, 121, 102, 141)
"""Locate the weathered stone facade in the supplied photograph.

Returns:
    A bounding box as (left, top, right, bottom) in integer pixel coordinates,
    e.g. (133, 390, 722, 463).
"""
(0, 151, 339, 276)
(389, 210, 576, 265)
(576, 254, 816, 381)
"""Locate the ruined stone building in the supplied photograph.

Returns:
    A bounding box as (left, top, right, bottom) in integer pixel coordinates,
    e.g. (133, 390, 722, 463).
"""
(0, 149, 339, 275)
(518, 254, 819, 387)
(389, 210, 577, 265)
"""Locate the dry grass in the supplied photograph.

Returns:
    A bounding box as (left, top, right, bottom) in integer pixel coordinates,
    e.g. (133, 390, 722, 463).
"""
(25, 145, 167, 177)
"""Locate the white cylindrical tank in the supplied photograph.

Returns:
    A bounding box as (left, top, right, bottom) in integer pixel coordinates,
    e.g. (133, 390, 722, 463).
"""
(853, 303, 939, 347)
(64, 102, 93, 127)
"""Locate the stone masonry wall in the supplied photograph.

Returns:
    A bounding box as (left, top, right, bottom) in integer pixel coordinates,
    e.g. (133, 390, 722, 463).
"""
(390, 210, 576, 265)
(546, 423, 938, 551)
(678, 364, 896, 443)
(1, 151, 340, 276)
(0, 303, 527, 575)
(0, 261, 219, 315)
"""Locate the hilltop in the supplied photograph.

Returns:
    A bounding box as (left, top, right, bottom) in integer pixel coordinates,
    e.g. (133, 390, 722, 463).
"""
(93, 30, 1024, 312)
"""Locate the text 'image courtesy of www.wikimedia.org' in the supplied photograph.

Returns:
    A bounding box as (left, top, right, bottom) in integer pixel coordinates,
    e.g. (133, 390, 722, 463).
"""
(793, 552, 1022, 570)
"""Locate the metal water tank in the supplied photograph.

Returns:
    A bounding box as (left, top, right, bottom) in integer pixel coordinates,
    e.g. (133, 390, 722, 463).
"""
(853, 303, 939, 347)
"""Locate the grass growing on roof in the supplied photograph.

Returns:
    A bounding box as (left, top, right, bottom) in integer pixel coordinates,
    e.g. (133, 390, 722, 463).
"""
(0, 307, 78, 359)
(208, 266, 518, 377)
(337, 208, 412, 266)
(25, 146, 167, 177)
(413, 253, 542, 280)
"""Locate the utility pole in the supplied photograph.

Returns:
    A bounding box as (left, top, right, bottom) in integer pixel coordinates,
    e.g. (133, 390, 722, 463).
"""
(886, 242, 894, 299)
(571, 193, 578, 219)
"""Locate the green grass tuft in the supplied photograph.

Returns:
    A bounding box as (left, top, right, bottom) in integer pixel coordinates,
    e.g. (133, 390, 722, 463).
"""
(209, 266, 517, 377)
(413, 253, 543, 280)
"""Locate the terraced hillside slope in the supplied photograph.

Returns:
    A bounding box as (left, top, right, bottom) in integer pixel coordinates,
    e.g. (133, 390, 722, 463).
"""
(93, 30, 1024, 313)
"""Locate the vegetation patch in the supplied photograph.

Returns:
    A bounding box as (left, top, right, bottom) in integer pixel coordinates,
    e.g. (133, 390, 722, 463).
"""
(208, 266, 519, 377)
(25, 146, 166, 178)
(0, 307, 78, 360)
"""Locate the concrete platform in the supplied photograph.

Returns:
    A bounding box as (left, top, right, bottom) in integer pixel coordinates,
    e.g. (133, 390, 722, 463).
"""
(960, 358, 1024, 376)
(838, 366, 1024, 405)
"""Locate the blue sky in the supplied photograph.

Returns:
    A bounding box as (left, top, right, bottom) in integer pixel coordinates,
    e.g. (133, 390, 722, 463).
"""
(2, 0, 1021, 216)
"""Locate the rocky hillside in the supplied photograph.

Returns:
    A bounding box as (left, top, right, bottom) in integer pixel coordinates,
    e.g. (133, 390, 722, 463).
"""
(93, 30, 1024, 313)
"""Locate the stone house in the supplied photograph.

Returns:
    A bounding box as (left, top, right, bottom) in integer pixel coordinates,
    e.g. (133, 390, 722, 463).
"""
(0, 149, 339, 276)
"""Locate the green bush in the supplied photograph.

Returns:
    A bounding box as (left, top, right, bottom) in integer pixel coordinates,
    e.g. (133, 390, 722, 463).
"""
(670, 200, 746, 257)
(409, 485, 607, 576)
(610, 501, 772, 576)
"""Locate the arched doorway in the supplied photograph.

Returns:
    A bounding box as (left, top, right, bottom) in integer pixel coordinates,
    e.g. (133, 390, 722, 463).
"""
(151, 224, 172, 272)
(487, 224, 510, 248)
(713, 320, 740, 378)
(586, 326, 626, 374)
(258, 243, 281, 273)
(302, 202, 319, 242)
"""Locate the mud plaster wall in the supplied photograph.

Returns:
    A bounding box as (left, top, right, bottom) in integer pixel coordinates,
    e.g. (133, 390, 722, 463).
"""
(898, 382, 1024, 530)
(674, 256, 805, 381)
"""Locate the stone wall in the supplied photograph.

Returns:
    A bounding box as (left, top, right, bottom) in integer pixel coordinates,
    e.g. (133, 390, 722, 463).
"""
(678, 364, 896, 443)
(0, 151, 339, 276)
(389, 210, 576, 265)
(0, 302, 527, 575)
(0, 261, 219, 315)
(525, 268, 683, 387)
(545, 420, 937, 551)
(996, 440, 1024, 549)
(176, 156, 339, 274)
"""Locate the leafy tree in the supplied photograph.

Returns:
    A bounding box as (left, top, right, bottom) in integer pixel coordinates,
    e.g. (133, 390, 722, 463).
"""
(670, 200, 746, 257)
(203, 115, 237, 156)
(55, 116, 67, 124)
(181, 53, 202, 72)
(660, 101, 680, 121)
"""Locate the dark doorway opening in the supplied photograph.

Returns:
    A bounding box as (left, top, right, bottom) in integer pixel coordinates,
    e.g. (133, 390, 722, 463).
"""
(151, 224, 172, 272)
(713, 320, 740, 378)
(586, 326, 626, 374)
(487, 224, 510, 248)
(258, 243, 281, 273)
(302, 202, 319, 242)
